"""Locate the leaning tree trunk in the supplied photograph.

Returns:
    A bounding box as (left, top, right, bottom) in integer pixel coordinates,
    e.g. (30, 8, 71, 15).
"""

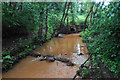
(45, 9, 48, 40)
(63, 2, 70, 22)
(59, 2, 68, 29)
(60, 2, 67, 23)
(84, 4, 94, 26)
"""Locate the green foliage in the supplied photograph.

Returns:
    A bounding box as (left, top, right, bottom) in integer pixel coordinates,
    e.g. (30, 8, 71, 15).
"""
(82, 67, 90, 77)
(2, 3, 34, 32)
(2, 2, 101, 73)
(81, 2, 120, 75)
(2, 36, 36, 72)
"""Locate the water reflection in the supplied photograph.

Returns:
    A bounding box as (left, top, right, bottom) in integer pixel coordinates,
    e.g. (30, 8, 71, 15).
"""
(3, 34, 88, 78)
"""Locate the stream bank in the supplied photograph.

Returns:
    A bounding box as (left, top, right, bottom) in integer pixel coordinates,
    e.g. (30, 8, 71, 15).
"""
(2, 33, 88, 78)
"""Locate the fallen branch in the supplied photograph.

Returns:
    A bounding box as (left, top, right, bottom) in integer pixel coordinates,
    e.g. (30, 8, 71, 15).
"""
(80, 53, 92, 68)
(73, 53, 92, 80)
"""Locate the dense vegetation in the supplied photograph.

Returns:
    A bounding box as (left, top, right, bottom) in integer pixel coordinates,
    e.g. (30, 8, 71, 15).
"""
(81, 2, 120, 78)
(1, 1, 120, 79)
(2, 2, 92, 72)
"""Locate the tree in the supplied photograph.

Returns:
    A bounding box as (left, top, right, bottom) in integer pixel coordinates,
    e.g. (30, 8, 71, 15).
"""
(38, 7, 44, 39)
(44, 8, 48, 40)
(84, 3, 94, 26)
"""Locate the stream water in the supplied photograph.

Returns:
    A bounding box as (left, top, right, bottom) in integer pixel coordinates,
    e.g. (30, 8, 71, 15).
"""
(2, 33, 88, 78)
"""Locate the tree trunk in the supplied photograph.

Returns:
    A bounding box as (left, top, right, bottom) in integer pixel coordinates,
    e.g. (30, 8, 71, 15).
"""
(20, 2, 22, 10)
(71, 2, 74, 24)
(38, 8, 44, 39)
(59, 2, 67, 28)
(84, 4, 94, 26)
(38, 22, 43, 39)
(9, 2, 12, 7)
(90, 10, 93, 24)
(60, 2, 67, 22)
(67, 16, 69, 27)
(9, 2, 13, 16)
(45, 9, 48, 40)
(63, 2, 70, 22)
(59, 2, 68, 29)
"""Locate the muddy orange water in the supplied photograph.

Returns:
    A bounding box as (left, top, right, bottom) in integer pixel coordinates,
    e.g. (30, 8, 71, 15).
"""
(2, 34, 88, 78)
